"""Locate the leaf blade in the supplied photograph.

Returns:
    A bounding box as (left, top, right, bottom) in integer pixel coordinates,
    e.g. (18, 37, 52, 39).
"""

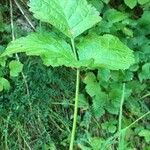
(124, 0, 137, 9)
(77, 34, 135, 70)
(1, 32, 78, 68)
(9, 60, 23, 77)
(29, 0, 101, 38)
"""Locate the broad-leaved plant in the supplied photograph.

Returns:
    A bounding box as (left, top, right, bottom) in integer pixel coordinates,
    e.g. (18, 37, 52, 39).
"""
(1, 0, 135, 149)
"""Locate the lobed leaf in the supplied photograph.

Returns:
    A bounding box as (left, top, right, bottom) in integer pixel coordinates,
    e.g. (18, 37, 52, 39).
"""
(83, 72, 106, 118)
(29, 0, 101, 38)
(77, 34, 135, 70)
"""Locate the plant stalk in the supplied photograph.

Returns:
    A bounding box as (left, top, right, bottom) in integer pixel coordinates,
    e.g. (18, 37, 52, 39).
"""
(118, 83, 125, 150)
(69, 39, 80, 150)
(102, 110, 150, 150)
(14, 0, 35, 31)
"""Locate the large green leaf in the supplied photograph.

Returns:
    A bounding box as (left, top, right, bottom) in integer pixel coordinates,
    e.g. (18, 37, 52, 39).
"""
(29, 0, 101, 38)
(1, 33, 78, 67)
(77, 34, 135, 70)
(1, 33, 134, 70)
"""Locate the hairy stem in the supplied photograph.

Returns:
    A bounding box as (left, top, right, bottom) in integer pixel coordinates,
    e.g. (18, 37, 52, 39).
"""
(69, 39, 80, 150)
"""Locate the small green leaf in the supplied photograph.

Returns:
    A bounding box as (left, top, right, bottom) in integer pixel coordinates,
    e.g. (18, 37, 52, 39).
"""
(138, 11, 150, 26)
(9, 60, 23, 77)
(122, 27, 133, 37)
(124, 0, 137, 9)
(0, 46, 6, 66)
(97, 68, 110, 82)
(77, 34, 135, 70)
(102, 120, 117, 133)
(104, 9, 128, 23)
(29, 0, 101, 38)
(0, 77, 10, 91)
(102, 0, 110, 4)
(89, 0, 104, 12)
(92, 95, 106, 118)
(90, 137, 104, 150)
(78, 94, 89, 110)
(138, 0, 150, 5)
(83, 72, 99, 97)
(139, 129, 150, 143)
(138, 63, 150, 82)
(83, 72, 106, 118)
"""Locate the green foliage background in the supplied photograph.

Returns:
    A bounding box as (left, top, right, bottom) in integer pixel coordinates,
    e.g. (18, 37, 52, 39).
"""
(0, 0, 150, 149)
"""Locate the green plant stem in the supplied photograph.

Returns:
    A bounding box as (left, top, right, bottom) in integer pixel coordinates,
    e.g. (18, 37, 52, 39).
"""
(123, 111, 150, 131)
(141, 92, 150, 99)
(118, 83, 125, 150)
(102, 110, 150, 150)
(4, 112, 11, 150)
(52, 102, 74, 106)
(69, 39, 80, 150)
(14, 0, 35, 31)
(71, 38, 78, 59)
